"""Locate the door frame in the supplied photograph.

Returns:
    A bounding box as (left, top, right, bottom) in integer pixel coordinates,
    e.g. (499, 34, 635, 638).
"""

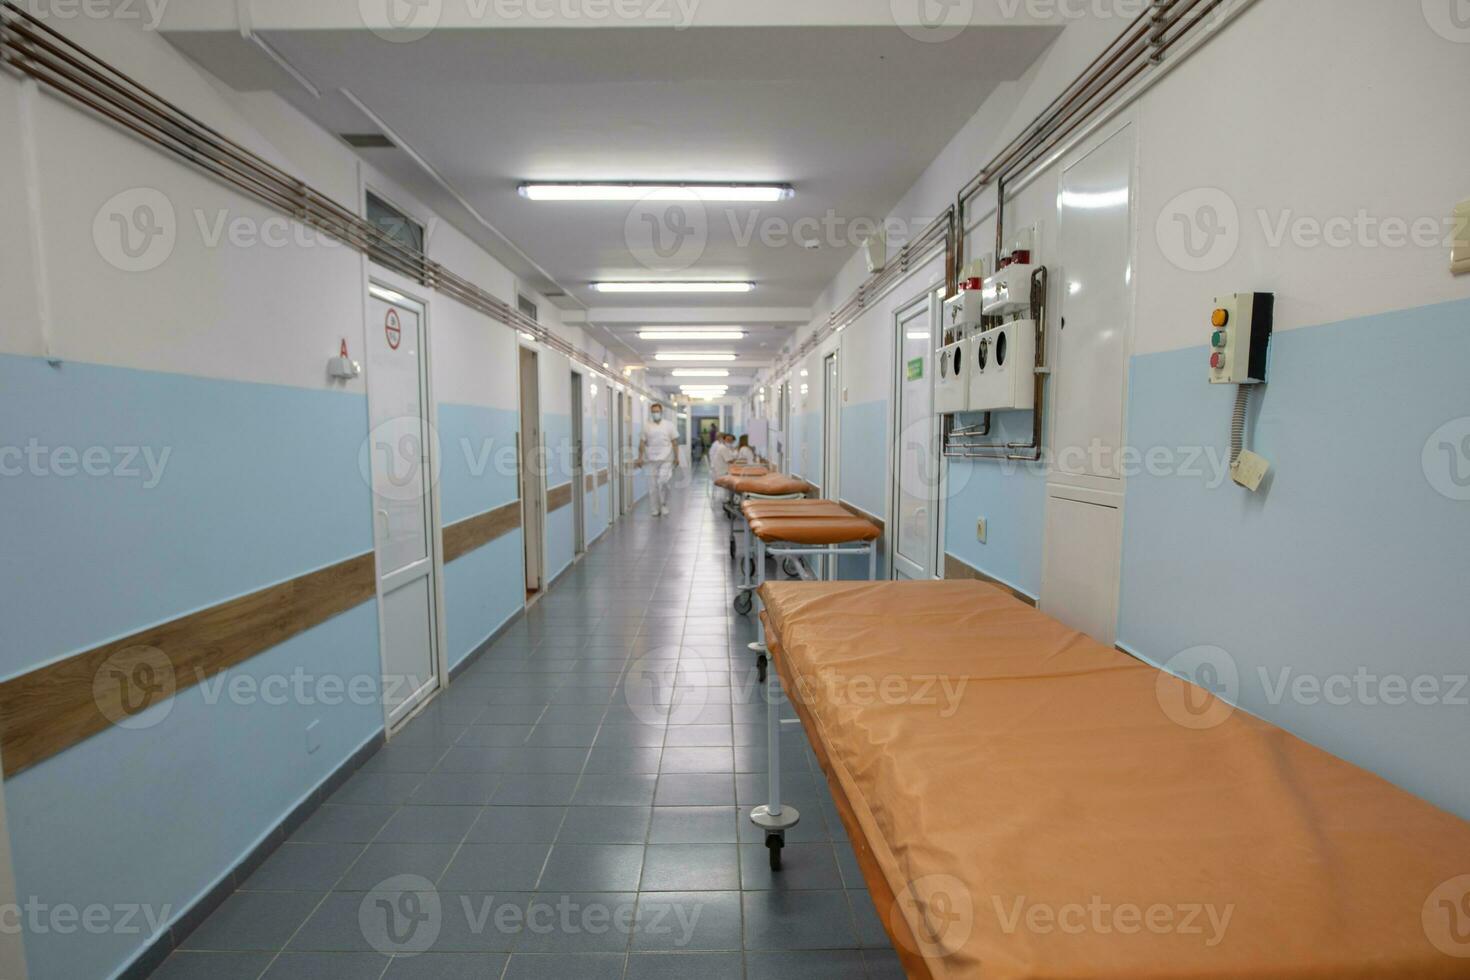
(366, 281, 448, 734)
(517, 343, 545, 597)
(889, 285, 945, 580)
(570, 370, 586, 556)
(821, 349, 841, 501)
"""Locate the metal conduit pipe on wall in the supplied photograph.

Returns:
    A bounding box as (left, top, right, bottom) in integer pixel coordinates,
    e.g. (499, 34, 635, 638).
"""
(0, 2, 656, 400)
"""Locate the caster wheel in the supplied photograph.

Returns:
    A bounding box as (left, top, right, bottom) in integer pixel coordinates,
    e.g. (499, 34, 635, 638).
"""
(743, 557, 757, 580)
(757, 654, 768, 683)
(734, 591, 754, 616)
(729, 538, 736, 559)
(766, 833, 784, 871)
(781, 557, 801, 579)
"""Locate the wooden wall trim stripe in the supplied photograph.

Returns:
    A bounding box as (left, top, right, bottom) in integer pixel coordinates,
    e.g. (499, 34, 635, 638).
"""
(546, 481, 574, 513)
(597, 469, 610, 487)
(0, 553, 377, 777)
(838, 500, 885, 535)
(943, 553, 1038, 607)
(584, 469, 609, 493)
(0, 504, 524, 777)
(443, 500, 521, 563)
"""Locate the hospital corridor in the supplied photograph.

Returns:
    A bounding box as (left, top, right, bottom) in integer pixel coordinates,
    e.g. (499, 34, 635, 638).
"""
(1, 1, 1469, 978)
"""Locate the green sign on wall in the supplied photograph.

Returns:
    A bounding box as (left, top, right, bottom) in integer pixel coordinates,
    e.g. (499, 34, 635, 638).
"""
(907, 357, 925, 382)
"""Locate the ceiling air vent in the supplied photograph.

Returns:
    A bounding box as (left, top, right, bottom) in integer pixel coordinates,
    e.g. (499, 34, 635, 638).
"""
(341, 132, 395, 149)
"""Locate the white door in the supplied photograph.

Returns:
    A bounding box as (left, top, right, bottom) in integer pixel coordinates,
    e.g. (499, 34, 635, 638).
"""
(570, 373, 586, 555)
(519, 347, 544, 595)
(822, 352, 840, 499)
(892, 292, 941, 580)
(365, 287, 441, 728)
(1041, 123, 1136, 644)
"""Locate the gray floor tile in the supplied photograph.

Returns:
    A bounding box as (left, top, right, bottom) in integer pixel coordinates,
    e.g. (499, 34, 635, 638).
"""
(180, 891, 325, 950)
(439, 844, 552, 891)
(376, 805, 481, 844)
(742, 891, 860, 950)
(624, 952, 743, 980)
(149, 951, 275, 979)
(502, 953, 625, 980)
(632, 891, 742, 951)
(660, 747, 735, 773)
(847, 891, 887, 948)
(511, 892, 638, 953)
(290, 805, 396, 844)
(491, 774, 581, 806)
(571, 774, 658, 807)
(862, 949, 907, 979)
(648, 807, 738, 844)
(331, 773, 423, 806)
(434, 892, 532, 951)
(409, 773, 501, 806)
(381, 952, 510, 979)
(655, 774, 736, 806)
(241, 842, 364, 891)
(745, 949, 871, 978)
(556, 806, 651, 844)
(336, 843, 458, 891)
(641, 845, 740, 891)
(464, 806, 566, 844)
(495, 746, 592, 774)
(259, 952, 390, 978)
(583, 746, 664, 774)
(537, 844, 644, 891)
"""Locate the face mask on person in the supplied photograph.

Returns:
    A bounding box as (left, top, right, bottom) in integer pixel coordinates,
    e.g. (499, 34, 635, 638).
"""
(652, 411, 663, 422)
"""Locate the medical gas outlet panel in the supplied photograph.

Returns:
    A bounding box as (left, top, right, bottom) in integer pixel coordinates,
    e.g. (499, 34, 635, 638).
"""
(969, 229, 1040, 413)
(935, 257, 990, 415)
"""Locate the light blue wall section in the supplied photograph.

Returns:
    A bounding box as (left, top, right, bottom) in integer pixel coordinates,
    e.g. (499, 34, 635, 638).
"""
(10, 605, 383, 980)
(789, 409, 821, 486)
(1119, 299, 1470, 820)
(942, 410, 1047, 596)
(436, 402, 518, 525)
(436, 401, 525, 667)
(542, 412, 575, 579)
(0, 354, 373, 678)
(0, 354, 384, 979)
(444, 529, 525, 669)
(839, 400, 887, 516)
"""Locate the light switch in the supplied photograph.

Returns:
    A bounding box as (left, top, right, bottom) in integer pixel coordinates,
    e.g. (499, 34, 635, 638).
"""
(1452, 199, 1469, 276)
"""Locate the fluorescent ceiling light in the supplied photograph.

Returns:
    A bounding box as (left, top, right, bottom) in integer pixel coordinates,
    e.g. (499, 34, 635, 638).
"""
(638, 329, 746, 341)
(593, 282, 754, 294)
(672, 368, 731, 378)
(655, 353, 737, 362)
(521, 183, 793, 203)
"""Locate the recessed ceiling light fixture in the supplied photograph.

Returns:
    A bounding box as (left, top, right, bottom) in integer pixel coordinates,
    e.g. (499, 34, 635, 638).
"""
(654, 353, 737, 362)
(521, 183, 793, 203)
(594, 282, 754, 294)
(638, 329, 746, 341)
(671, 368, 731, 378)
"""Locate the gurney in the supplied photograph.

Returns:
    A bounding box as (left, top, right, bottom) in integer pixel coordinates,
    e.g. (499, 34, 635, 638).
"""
(752, 579, 1470, 979)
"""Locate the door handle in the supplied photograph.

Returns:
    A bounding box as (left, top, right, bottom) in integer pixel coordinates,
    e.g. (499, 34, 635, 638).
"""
(376, 508, 390, 540)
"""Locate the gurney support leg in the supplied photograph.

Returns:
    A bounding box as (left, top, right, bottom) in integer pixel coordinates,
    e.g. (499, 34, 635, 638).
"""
(750, 647, 798, 871)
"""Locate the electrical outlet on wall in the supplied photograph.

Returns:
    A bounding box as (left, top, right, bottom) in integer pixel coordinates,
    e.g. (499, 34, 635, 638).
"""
(976, 518, 988, 544)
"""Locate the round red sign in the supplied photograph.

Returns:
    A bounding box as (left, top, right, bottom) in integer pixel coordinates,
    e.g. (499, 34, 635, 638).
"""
(384, 309, 402, 350)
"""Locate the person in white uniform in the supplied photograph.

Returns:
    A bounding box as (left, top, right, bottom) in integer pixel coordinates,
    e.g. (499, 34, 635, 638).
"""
(709, 432, 735, 502)
(637, 402, 680, 517)
(735, 435, 757, 466)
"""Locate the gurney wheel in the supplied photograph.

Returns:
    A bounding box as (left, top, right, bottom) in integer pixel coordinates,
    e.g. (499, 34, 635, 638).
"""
(766, 833, 784, 871)
(729, 538, 736, 558)
(742, 556, 757, 580)
(757, 654, 767, 683)
(781, 557, 801, 579)
(734, 591, 754, 616)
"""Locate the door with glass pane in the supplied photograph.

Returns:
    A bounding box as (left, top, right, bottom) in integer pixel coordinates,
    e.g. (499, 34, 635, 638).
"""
(892, 291, 941, 580)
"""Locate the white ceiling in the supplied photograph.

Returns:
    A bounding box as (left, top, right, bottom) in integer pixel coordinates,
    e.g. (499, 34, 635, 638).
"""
(164, 21, 1058, 378)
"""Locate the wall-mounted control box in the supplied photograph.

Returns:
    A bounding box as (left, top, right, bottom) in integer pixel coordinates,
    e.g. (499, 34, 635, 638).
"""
(981, 263, 1037, 317)
(1208, 292, 1274, 385)
(935, 337, 970, 414)
(943, 290, 985, 344)
(969, 319, 1036, 411)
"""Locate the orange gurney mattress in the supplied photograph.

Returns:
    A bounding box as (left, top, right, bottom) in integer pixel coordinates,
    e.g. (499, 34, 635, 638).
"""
(757, 579, 1470, 980)
(715, 473, 812, 496)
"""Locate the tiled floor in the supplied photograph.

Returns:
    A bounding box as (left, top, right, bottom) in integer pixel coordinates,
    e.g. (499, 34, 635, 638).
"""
(151, 473, 902, 979)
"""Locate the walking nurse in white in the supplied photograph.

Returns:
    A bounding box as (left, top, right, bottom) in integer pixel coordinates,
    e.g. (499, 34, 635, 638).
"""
(637, 402, 680, 517)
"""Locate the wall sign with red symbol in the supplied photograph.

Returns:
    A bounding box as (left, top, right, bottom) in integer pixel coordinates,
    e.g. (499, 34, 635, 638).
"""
(384, 308, 402, 350)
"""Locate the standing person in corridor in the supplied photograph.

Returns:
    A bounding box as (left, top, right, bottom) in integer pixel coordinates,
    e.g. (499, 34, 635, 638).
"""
(637, 402, 680, 517)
